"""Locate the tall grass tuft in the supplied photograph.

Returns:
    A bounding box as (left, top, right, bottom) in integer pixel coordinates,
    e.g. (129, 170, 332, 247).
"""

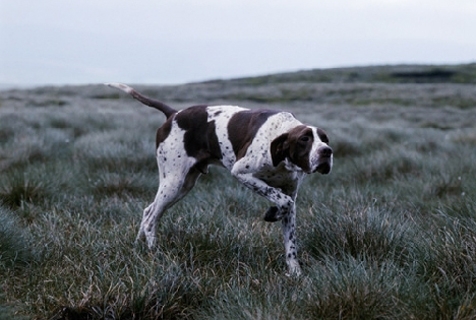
(303, 204, 414, 264)
(0, 171, 48, 209)
(0, 206, 36, 266)
(303, 258, 416, 319)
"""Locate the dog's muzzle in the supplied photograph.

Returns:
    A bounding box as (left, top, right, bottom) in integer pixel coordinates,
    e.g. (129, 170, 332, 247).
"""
(314, 146, 333, 174)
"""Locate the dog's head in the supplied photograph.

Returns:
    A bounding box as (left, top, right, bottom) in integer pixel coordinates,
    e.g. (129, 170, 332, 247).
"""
(271, 125, 333, 174)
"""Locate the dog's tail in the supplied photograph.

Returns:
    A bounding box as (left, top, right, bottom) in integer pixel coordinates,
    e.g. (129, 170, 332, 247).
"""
(105, 83, 177, 118)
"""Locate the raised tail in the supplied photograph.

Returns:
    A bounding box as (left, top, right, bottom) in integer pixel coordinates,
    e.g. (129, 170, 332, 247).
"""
(106, 83, 177, 118)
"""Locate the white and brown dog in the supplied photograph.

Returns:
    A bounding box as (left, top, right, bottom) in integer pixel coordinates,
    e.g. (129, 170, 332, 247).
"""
(107, 83, 333, 275)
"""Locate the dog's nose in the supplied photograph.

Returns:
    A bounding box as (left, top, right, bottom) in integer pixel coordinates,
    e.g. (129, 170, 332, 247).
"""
(320, 146, 333, 157)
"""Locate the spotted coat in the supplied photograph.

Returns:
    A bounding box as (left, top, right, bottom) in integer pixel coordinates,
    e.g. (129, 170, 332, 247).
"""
(106, 83, 333, 276)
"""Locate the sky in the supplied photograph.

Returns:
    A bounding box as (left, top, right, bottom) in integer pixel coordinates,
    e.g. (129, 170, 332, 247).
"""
(1, 0, 475, 87)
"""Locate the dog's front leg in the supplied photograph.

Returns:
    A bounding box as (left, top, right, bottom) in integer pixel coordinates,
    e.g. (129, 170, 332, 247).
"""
(231, 171, 301, 275)
(231, 172, 294, 212)
(281, 203, 301, 276)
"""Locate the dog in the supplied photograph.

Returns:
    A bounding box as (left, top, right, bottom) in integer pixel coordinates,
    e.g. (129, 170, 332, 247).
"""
(106, 83, 333, 275)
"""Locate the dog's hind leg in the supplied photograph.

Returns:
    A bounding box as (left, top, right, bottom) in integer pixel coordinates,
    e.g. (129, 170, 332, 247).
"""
(136, 167, 201, 248)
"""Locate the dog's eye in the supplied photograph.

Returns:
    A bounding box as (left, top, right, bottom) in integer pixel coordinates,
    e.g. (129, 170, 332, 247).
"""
(299, 136, 310, 143)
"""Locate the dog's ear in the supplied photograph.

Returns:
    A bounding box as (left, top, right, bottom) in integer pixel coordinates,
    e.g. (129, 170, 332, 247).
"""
(270, 133, 289, 166)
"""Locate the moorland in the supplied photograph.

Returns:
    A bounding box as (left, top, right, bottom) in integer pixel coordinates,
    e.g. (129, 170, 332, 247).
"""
(1, 63, 476, 319)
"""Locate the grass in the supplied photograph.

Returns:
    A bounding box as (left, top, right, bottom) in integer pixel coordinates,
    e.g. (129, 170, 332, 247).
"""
(1, 64, 476, 319)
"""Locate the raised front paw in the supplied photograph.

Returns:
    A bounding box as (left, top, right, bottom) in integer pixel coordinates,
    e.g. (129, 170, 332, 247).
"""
(264, 206, 283, 222)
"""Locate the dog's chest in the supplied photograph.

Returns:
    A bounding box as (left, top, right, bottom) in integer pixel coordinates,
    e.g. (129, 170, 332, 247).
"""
(253, 163, 305, 190)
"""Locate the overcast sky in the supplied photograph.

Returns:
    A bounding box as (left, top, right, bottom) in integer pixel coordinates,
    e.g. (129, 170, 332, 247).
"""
(1, 0, 475, 87)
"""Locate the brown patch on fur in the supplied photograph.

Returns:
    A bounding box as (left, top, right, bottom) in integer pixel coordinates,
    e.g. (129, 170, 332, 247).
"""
(270, 125, 314, 172)
(175, 106, 222, 172)
(228, 109, 279, 160)
(156, 117, 173, 148)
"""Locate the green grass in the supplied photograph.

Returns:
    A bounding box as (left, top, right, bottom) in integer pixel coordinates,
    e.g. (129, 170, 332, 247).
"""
(1, 66, 476, 319)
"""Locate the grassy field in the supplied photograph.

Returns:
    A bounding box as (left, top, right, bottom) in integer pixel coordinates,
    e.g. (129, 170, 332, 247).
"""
(1, 64, 476, 319)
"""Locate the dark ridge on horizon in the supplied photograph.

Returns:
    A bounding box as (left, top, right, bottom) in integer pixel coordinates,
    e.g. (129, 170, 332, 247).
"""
(1, 63, 476, 92)
(199, 62, 476, 85)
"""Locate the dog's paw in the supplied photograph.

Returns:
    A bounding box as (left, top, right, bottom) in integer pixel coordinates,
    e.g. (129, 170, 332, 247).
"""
(285, 258, 302, 277)
(264, 206, 282, 222)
